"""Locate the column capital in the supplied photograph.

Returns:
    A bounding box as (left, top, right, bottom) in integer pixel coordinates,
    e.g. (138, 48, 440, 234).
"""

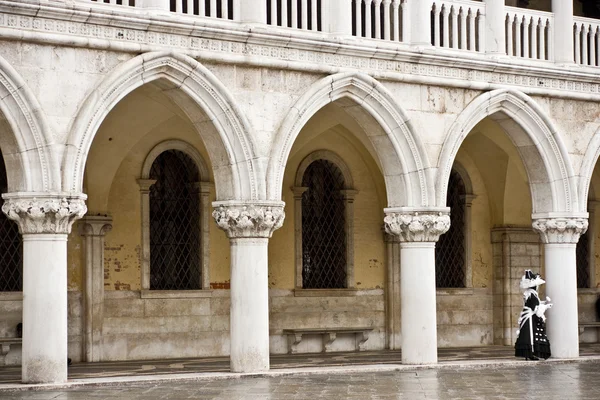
(79, 215, 113, 237)
(1, 193, 87, 235)
(383, 210, 450, 242)
(212, 201, 285, 239)
(532, 217, 589, 244)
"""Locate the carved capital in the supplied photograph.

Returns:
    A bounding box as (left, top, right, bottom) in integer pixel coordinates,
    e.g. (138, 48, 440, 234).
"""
(80, 215, 113, 237)
(1, 194, 87, 235)
(384, 211, 450, 242)
(212, 201, 285, 239)
(532, 217, 589, 244)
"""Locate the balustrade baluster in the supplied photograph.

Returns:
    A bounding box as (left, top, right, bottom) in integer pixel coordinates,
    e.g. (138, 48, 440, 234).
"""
(375, 0, 382, 39)
(531, 18, 538, 59)
(401, 0, 409, 42)
(355, 0, 362, 37)
(222, 0, 229, 19)
(301, 0, 308, 29)
(583, 24, 589, 65)
(291, 0, 298, 28)
(591, 27, 597, 66)
(433, 4, 441, 47)
(515, 16, 522, 57)
(478, 11, 485, 52)
(506, 15, 513, 56)
(185, 0, 192, 15)
(365, 0, 372, 38)
(383, 0, 391, 40)
(469, 10, 476, 51)
(442, 5, 450, 47)
(539, 20, 546, 60)
(311, 0, 318, 30)
(392, 0, 400, 41)
(271, 0, 278, 25)
(176, 0, 182, 13)
(460, 8, 467, 50)
(210, 0, 216, 17)
(199, 0, 206, 16)
(575, 24, 582, 64)
(547, 22, 554, 61)
(451, 6, 458, 49)
(281, 0, 288, 27)
(523, 17, 530, 58)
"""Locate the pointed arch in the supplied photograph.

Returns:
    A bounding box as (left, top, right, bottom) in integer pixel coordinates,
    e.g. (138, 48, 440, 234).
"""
(267, 72, 432, 207)
(64, 51, 260, 201)
(578, 128, 600, 211)
(0, 55, 58, 192)
(437, 89, 577, 215)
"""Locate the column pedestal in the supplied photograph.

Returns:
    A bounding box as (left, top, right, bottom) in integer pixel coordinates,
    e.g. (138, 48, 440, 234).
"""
(213, 201, 285, 373)
(2, 194, 86, 384)
(533, 216, 588, 359)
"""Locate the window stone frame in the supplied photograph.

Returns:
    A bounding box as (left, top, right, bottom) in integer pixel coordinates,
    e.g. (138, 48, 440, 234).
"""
(293, 150, 358, 292)
(138, 140, 212, 292)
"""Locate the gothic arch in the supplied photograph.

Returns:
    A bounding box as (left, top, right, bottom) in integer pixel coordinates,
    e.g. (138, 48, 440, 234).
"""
(141, 140, 210, 181)
(578, 127, 600, 211)
(64, 51, 259, 201)
(0, 55, 58, 192)
(267, 72, 432, 208)
(294, 150, 354, 189)
(437, 89, 577, 215)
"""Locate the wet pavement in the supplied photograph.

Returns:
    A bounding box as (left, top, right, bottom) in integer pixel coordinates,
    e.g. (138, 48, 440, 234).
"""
(1, 362, 599, 399)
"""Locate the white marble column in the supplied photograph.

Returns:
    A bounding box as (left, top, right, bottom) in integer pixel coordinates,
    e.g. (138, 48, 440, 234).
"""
(552, 0, 574, 64)
(533, 216, 588, 358)
(411, 0, 432, 46)
(213, 201, 285, 373)
(484, 0, 505, 54)
(384, 210, 450, 364)
(2, 194, 86, 384)
(80, 215, 112, 363)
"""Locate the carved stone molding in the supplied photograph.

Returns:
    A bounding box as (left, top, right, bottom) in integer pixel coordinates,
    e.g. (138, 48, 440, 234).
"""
(532, 217, 589, 244)
(212, 202, 285, 239)
(384, 211, 451, 242)
(1, 194, 87, 234)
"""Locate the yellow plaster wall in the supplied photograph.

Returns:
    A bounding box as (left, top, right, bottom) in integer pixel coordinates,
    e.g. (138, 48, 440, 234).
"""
(269, 106, 387, 290)
(74, 85, 230, 291)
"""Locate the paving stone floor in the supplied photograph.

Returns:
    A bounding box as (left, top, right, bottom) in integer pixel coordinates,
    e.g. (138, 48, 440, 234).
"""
(2, 362, 600, 399)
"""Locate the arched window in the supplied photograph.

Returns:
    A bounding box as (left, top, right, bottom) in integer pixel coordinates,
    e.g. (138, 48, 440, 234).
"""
(0, 151, 22, 292)
(148, 150, 201, 290)
(436, 168, 467, 288)
(294, 151, 357, 290)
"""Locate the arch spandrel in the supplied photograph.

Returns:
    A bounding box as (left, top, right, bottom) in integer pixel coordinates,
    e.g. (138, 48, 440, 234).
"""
(64, 51, 260, 202)
(437, 89, 577, 215)
(267, 72, 432, 208)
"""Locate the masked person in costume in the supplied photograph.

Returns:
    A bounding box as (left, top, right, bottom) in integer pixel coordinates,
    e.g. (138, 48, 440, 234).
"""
(515, 270, 553, 360)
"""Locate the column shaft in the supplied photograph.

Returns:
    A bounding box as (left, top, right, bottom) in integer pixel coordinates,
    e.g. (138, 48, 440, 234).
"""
(400, 242, 437, 364)
(544, 243, 579, 358)
(230, 238, 270, 372)
(22, 234, 68, 383)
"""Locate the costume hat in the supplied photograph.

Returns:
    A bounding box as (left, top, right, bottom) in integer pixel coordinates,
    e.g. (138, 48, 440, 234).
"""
(520, 269, 545, 289)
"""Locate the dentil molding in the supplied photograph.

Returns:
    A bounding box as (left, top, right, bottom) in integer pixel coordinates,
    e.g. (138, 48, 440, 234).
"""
(212, 202, 285, 239)
(1, 195, 87, 234)
(532, 217, 589, 244)
(384, 211, 451, 242)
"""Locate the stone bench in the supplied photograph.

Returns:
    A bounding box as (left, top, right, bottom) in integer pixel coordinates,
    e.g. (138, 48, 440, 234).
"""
(579, 322, 600, 335)
(282, 327, 373, 354)
(0, 338, 22, 366)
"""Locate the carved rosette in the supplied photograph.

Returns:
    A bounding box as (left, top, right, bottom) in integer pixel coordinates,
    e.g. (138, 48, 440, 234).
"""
(1, 196, 87, 235)
(384, 212, 451, 242)
(212, 202, 285, 239)
(532, 217, 589, 244)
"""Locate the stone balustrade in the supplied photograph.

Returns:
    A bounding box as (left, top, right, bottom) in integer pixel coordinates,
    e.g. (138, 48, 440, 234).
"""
(73, 0, 597, 66)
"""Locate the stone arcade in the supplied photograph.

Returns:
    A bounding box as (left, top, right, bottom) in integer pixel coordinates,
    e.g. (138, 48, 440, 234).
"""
(0, 0, 600, 385)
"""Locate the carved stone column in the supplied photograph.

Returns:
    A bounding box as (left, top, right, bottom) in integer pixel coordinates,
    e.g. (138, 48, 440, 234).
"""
(213, 201, 285, 373)
(384, 232, 401, 350)
(80, 215, 112, 363)
(1, 194, 86, 384)
(533, 216, 588, 358)
(384, 210, 450, 364)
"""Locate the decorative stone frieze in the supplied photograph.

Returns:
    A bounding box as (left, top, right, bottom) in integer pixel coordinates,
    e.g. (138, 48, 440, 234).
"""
(384, 211, 450, 242)
(1, 195, 87, 234)
(212, 202, 285, 239)
(532, 217, 589, 244)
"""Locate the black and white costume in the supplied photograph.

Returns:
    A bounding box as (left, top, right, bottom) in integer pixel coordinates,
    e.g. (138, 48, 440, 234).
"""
(514, 270, 552, 360)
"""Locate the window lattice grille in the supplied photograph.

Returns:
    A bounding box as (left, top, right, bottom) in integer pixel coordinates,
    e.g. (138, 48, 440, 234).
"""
(435, 169, 466, 288)
(149, 150, 201, 290)
(301, 160, 347, 289)
(576, 230, 590, 288)
(0, 152, 22, 292)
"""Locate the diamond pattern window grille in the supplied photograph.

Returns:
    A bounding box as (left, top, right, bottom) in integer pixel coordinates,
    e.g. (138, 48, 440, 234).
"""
(0, 152, 22, 292)
(149, 150, 201, 290)
(576, 230, 590, 288)
(301, 159, 347, 289)
(435, 169, 466, 288)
